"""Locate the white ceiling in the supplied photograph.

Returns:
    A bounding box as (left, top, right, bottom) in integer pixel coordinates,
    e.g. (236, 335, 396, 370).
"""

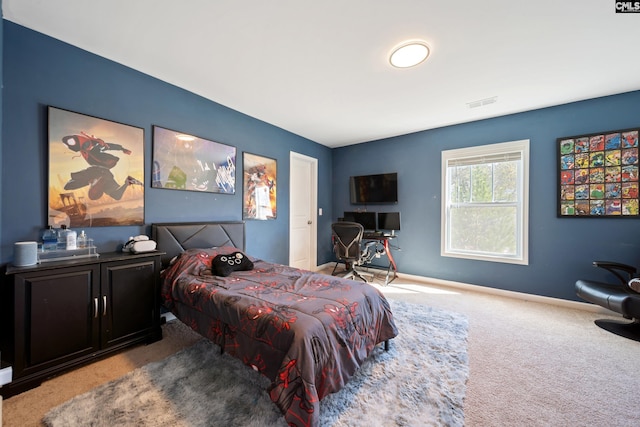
(4, 1, 640, 148)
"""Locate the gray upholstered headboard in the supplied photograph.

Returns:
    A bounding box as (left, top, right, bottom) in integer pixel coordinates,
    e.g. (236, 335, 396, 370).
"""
(152, 221, 245, 266)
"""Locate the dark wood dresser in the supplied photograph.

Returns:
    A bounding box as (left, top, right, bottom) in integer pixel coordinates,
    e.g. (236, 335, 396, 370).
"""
(0, 251, 164, 397)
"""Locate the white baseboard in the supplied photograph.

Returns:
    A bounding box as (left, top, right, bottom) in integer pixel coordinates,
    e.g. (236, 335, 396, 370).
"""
(315, 262, 619, 316)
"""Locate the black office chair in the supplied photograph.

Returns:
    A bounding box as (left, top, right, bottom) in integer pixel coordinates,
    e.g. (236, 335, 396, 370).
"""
(331, 221, 377, 282)
(575, 260, 640, 341)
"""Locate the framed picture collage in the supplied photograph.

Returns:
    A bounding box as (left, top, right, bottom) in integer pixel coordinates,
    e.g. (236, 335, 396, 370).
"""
(558, 128, 639, 217)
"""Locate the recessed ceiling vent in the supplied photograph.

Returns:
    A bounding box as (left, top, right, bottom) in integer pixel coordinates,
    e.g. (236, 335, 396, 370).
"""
(467, 96, 498, 109)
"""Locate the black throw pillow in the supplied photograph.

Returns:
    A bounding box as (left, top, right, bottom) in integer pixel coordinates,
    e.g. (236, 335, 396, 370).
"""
(212, 251, 254, 277)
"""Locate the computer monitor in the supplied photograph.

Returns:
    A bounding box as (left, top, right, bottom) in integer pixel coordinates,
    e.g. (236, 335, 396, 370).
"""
(343, 211, 377, 231)
(377, 212, 401, 233)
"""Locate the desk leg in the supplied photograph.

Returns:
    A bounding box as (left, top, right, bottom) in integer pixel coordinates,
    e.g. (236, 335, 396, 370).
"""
(383, 239, 398, 285)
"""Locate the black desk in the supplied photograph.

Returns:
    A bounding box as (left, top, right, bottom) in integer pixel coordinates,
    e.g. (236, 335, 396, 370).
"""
(362, 233, 398, 285)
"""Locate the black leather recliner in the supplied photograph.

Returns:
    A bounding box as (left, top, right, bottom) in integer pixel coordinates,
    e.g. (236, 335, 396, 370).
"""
(575, 261, 640, 341)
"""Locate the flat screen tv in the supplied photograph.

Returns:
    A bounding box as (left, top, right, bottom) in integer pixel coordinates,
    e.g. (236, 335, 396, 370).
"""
(349, 172, 398, 204)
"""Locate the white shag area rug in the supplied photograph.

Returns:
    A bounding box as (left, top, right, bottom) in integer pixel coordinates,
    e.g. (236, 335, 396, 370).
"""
(43, 300, 469, 427)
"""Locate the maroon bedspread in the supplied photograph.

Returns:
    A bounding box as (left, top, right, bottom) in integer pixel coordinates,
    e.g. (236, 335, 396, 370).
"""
(161, 247, 398, 427)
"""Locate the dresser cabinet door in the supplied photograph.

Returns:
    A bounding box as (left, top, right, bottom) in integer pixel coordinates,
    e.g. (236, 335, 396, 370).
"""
(14, 265, 100, 376)
(100, 258, 159, 348)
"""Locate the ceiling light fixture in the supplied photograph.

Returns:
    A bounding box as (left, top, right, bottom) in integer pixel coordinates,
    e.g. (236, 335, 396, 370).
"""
(176, 134, 195, 141)
(389, 41, 430, 68)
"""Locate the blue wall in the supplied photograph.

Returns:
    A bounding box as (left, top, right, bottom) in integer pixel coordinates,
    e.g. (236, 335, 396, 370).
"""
(333, 90, 640, 301)
(1, 21, 333, 265)
(4, 21, 640, 302)
(0, 2, 4, 264)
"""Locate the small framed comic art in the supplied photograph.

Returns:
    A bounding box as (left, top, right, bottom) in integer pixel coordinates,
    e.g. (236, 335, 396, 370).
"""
(151, 126, 236, 194)
(558, 127, 639, 217)
(243, 152, 277, 220)
(48, 106, 145, 227)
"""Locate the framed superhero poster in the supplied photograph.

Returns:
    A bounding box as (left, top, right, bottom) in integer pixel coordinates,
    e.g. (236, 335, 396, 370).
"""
(243, 152, 277, 220)
(558, 127, 639, 217)
(151, 126, 236, 194)
(48, 106, 145, 227)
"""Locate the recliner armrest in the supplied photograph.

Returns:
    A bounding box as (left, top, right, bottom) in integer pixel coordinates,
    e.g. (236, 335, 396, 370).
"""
(593, 260, 637, 284)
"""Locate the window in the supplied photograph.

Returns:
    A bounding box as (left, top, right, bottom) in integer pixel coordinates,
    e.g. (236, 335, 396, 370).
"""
(441, 139, 529, 264)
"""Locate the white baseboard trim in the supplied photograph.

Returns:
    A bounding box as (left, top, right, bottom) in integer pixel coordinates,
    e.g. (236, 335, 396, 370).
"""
(315, 262, 618, 316)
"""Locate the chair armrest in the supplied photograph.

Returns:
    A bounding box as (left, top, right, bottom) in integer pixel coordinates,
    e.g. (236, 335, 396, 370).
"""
(593, 261, 637, 284)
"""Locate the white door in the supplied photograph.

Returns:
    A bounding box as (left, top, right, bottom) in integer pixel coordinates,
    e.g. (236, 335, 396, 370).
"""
(289, 152, 318, 270)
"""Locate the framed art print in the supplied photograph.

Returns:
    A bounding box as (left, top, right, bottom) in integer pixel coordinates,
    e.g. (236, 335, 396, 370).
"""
(151, 126, 236, 194)
(558, 127, 639, 217)
(48, 106, 145, 227)
(243, 152, 277, 220)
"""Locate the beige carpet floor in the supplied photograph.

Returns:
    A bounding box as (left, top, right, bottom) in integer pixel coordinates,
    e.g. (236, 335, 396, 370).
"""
(3, 269, 639, 426)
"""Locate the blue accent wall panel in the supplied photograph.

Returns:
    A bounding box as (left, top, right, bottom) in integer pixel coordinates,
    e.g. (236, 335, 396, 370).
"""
(1, 21, 332, 265)
(333, 90, 640, 301)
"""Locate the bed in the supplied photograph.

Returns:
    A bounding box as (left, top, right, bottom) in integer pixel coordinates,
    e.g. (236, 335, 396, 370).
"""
(152, 221, 398, 427)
